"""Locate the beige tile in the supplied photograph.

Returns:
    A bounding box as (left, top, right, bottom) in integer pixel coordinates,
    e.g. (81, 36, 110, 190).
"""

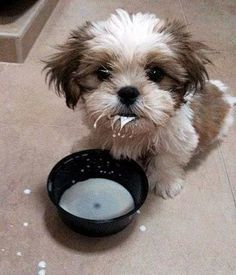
(181, 0, 236, 51)
(209, 52, 236, 96)
(0, 63, 86, 127)
(1, 136, 236, 274)
(25, 25, 70, 64)
(44, 0, 185, 31)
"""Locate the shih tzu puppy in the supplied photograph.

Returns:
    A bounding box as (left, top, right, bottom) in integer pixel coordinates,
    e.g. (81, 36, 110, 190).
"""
(44, 9, 235, 199)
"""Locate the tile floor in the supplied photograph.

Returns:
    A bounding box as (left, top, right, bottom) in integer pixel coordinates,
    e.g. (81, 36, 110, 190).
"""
(0, 0, 236, 274)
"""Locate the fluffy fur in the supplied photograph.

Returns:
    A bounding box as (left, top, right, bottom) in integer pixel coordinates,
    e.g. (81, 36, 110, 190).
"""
(44, 9, 235, 199)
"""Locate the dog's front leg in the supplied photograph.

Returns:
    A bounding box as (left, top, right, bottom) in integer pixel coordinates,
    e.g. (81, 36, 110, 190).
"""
(147, 153, 185, 199)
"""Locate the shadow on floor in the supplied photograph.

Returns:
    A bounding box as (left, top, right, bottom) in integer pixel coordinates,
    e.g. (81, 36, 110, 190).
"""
(186, 142, 219, 171)
(36, 182, 139, 253)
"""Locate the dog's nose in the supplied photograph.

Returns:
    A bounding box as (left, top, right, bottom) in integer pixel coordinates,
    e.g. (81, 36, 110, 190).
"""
(118, 86, 140, 106)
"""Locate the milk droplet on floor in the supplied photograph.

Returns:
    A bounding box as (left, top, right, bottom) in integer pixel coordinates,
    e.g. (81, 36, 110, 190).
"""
(136, 210, 141, 214)
(38, 261, 47, 268)
(139, 225, 146, 232)
(16, 251, 22, 256)
(23, 222, 28, 227)
(24, 189, 31, 194)
(38, 269, 46, 275)
(1, 248, 5, 252)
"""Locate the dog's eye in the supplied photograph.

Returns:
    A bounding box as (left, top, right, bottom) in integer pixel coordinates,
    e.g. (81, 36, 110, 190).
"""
(96, 66, 111, 81)
(146, 67, 165, 83)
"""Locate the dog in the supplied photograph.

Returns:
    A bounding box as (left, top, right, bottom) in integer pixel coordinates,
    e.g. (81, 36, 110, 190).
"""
(44, 9, 236, 199)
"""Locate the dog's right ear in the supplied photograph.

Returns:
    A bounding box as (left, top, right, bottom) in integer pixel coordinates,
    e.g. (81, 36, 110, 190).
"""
(44, 22, 92, 109)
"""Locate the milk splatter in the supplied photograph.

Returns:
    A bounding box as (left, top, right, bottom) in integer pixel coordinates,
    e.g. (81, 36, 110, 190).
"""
(120, 116, 136, 130)
(136, 210, 141, 214)
(1, 248, 5, 252)
(38, 261, 47, 269)
(111, 115, 120, 130)
(111, 115, 136, 137)
(16, 251, 22, 256)
(23, 222, 29, 227)
(93, 113, 105, 129)
(37, 261, 47, 275)
(38, 269, 46, 275)
(139, 225, 146, 232)
(23, 189, 31, 194)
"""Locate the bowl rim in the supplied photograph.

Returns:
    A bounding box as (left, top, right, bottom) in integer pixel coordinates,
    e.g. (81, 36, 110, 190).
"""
(47, 149, 149, 224)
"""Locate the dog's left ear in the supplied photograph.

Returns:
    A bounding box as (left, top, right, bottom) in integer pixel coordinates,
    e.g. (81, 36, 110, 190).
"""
(160, 20, 212, 93)
(44, 22, 92, 109)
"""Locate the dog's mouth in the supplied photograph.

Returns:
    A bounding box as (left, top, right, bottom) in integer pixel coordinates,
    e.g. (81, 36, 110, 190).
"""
(117, 113, 137, 117)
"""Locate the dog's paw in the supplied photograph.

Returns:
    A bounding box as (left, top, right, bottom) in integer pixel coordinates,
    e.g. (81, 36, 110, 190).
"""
(155, 178, 184, 199)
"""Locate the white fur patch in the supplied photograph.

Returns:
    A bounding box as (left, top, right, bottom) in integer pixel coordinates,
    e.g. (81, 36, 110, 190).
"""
(209, 80, 235, 139)
(157, 103, 199, 163)
(90, 9, 173, 58)
(209, 79, 228, 93)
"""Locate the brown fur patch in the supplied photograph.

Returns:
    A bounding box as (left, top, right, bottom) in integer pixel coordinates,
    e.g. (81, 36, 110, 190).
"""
(160, 20, 212, 94)
(44, 22, 93, 109)
(191, 82, 230, 149)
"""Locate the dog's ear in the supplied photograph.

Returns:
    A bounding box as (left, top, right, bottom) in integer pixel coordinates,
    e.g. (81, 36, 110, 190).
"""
(44, 22, 92, 109)
(160, 20, 212, 93)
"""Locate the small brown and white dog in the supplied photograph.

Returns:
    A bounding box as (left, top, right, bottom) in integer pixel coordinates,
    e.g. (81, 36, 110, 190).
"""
(45, 9, 235, 199)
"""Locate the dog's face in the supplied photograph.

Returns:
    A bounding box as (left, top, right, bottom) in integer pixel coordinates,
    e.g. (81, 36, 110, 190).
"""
(45, 9, 210, 137)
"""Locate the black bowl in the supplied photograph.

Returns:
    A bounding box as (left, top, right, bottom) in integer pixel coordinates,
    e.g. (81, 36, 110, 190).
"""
(47, 149, 148, 237)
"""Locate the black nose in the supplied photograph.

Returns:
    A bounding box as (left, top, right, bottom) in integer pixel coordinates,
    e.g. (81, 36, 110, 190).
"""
(118, 86, 140, 106)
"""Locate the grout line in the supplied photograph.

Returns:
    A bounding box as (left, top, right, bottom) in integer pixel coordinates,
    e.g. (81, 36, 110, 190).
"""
(217, 142, 236, 209)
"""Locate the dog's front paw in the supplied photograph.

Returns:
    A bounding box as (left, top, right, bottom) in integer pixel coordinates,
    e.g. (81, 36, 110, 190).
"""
(155, 178, 184, 199)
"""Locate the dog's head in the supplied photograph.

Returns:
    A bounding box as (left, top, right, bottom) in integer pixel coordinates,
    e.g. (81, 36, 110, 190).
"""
(45, 9, 210, 137)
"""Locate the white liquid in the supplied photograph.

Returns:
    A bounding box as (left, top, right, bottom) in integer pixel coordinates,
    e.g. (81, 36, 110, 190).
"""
(23, 189, 31, 194)
(120, 116, 136, 130)
(38, 261, 46, 269)
(59, 178, 135, 220)
(38, 270, 46, 275)
(112, 115, 136, 137)
(139, 225, 146, 232)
